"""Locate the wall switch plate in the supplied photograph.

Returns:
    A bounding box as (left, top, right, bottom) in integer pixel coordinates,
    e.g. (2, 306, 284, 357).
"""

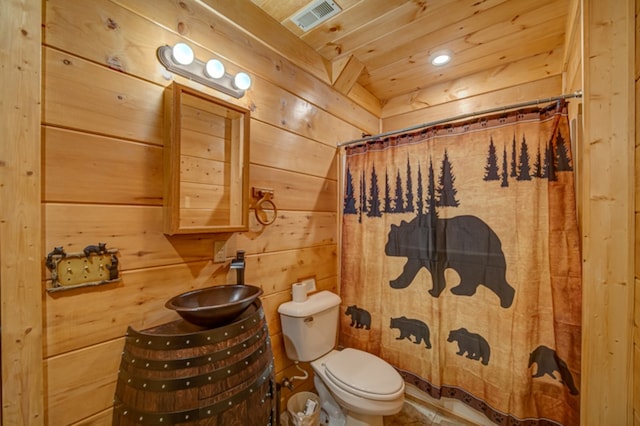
(301, 277, 316, 293)
(213, 241, 226, 263)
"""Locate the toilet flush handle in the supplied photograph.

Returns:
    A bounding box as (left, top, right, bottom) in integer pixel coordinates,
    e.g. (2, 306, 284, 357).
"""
(304, 316, 314, 323)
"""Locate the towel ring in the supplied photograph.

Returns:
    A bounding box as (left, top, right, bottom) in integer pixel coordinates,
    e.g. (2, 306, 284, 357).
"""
(253, 188, 277, 226)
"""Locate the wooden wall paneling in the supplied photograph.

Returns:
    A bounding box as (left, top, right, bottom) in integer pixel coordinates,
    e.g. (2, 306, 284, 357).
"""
(233, 211, 337, 255)
(251, 120, 337, 178)
(249, 165, 337, 212)
(242, 245, 337, 295)
(247, 78, 363, 146)
(44, 261, 223, 357)
(44, 204, 216, 272)
(45, 0, 374, 143)
(43, 127, 163, 205)
(43, 48, 164, 145)
(382, 76, 563, 132)
(198, 0, 331, 84)
(71, 409, 113, 426)
(581, 0, 635, 423)
(45, 339, 123, 425)
(635, 0, 640, 419)
(108, 0, 379, 134)
(348, 83, 383, 117)
(1, 0, 44, 423)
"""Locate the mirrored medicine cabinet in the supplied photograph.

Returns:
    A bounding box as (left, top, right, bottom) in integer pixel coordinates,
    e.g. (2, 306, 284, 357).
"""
(163, 83, 250, 235)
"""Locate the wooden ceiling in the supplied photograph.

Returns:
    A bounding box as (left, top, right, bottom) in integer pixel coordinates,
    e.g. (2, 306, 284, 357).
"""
(251, 0, 571, 110)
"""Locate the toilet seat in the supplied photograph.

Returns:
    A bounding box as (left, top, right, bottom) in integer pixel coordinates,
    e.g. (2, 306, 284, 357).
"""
(322, 348, 404, 401)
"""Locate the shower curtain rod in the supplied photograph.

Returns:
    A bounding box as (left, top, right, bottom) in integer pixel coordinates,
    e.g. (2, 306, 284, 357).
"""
(338, 91, 583, 148)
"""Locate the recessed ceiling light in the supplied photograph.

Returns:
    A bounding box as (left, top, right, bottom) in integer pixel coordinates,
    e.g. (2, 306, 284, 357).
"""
(431, 50, 452, 66)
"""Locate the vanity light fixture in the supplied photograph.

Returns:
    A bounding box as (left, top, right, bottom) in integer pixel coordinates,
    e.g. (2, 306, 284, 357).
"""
(430, 49, 452, 66)
(157, 44, 252, 98)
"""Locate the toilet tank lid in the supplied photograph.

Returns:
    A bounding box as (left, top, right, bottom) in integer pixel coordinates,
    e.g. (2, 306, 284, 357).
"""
(278, 291, 341, 317)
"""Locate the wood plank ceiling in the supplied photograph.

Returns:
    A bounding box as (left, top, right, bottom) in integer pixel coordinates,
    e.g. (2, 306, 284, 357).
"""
(251, 0, 571, 116)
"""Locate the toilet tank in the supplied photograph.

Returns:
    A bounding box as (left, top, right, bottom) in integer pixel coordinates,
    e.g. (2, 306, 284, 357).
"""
(278, 291, 341, 362)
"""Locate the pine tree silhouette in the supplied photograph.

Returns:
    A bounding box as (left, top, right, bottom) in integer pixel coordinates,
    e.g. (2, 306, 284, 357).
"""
(427, 157, 438, 216)
(405, 157, 414, 213)
(483, 136, 500, 181)
(532, 146, 543, 178)
(555, 131, 573, 171)
(510, 134, 518, 177)
(343, 165, 357, 214)
(416, 164, 424, 215)
(359, 170, 367, 223)
(542, 141, 558, 181)
(501, 145, 509, 187)
(436, 149, 460, 207)
(367, 165, 382, 217)
(547, 142, 558, 181)
(383, 169, 392, 213)
(516, 135, 532, 181)
(393, 170, 404, 213)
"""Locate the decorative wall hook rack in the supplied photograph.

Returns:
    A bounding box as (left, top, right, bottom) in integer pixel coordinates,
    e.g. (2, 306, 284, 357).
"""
(45, 243, 120, 293)
(252, 187, 277, 226)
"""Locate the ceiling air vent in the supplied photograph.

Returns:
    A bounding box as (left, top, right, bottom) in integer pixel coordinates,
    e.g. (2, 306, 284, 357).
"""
(291, 0, 342, 32)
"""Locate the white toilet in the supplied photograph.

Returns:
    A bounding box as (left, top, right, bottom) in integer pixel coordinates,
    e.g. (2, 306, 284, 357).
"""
(278, 291, 405, 426)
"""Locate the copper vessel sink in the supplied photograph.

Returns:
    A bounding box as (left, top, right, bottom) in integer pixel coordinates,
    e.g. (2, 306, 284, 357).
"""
(165, 284, 263, 327)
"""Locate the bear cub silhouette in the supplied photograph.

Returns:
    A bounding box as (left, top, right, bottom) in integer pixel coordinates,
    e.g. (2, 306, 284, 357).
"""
(447, 328, 490, 365)
(390, 316, 431, 349)
(345, 305, 371, 329)
(528, 345, 578, 395)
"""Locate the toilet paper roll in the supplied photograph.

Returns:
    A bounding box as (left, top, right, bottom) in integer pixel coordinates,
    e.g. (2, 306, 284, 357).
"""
(292, 282, 308, 303)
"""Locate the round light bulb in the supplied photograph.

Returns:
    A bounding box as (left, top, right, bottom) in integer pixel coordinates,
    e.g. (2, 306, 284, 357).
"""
(204, 59, 225, 79)
(430, 50, 452, 66)
(233, 72, 252, 91)
(172, 43, 194, 65)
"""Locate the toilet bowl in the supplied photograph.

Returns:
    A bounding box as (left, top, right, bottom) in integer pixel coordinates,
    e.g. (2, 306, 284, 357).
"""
(278, 291, 405, 426)
(311, 348, 405, 425)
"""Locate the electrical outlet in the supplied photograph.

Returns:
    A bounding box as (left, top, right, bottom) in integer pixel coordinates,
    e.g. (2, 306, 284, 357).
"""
(213, 241, 226, 263)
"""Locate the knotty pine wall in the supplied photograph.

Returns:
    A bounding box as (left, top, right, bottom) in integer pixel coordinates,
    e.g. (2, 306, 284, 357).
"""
(42, 0, 376, 423)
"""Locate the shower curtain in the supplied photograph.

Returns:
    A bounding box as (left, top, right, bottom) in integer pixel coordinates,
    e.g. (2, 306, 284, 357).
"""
(340, 101, 581, 425)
